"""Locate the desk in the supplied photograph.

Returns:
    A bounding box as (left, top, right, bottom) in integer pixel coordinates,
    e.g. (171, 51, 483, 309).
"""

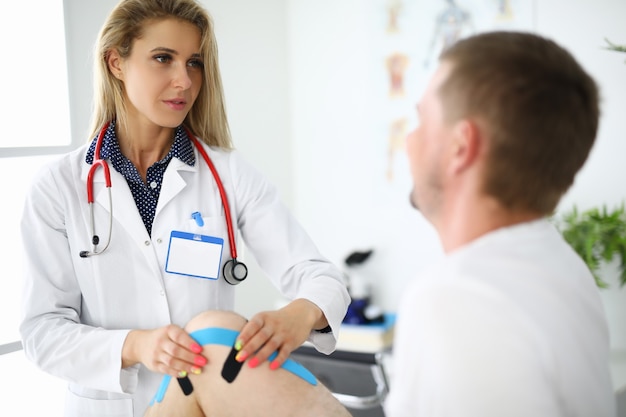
(291, 345, 391, 417)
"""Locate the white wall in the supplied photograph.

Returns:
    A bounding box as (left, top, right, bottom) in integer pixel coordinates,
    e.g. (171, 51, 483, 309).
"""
(201, 0, 295, 318)
(64, 0, 120, 143)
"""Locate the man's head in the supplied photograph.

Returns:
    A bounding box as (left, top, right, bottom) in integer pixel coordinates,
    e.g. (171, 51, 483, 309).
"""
(408, 31, 599, 221)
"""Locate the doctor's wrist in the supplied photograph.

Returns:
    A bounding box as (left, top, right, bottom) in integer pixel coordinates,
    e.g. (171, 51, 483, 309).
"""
(288, 298, 327, 332)
(121, 329, 143, 369)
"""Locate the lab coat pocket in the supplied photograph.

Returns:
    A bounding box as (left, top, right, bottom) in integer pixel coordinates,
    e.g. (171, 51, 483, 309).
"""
(187, 215, 232, 256)
(65, 388, 133, 417)
(188, 214, 226, 233)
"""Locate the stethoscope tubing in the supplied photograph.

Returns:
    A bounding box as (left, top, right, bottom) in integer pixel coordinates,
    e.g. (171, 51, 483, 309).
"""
(185, 128, 238, 261)
(81, 122, 114, 257)
(90, 121, 112, 199)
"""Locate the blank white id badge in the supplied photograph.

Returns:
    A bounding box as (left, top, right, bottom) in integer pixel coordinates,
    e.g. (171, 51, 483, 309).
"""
(165, 231, 224, 280)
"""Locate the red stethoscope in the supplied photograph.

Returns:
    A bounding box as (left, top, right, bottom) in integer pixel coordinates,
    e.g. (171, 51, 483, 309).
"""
(79, 121, 248, 285)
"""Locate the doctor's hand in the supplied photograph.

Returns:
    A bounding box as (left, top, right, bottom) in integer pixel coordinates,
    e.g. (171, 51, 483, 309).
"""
(234, 299, 326, 370)
(122, 325, 207, 377)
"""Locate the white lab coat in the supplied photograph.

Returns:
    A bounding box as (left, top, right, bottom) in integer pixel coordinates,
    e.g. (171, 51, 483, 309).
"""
(20, 139, 350, 417)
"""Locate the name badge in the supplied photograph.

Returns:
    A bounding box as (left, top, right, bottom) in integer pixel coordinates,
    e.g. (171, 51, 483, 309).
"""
(165, 231, 224, 280)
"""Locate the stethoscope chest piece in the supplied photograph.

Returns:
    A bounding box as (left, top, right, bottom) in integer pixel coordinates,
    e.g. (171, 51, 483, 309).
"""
(223, 259, 248, 285)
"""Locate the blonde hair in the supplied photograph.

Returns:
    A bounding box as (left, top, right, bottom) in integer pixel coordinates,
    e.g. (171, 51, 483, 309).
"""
(89, 0, 232, 148)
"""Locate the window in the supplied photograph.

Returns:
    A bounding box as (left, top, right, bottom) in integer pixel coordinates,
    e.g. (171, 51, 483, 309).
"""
(0, 1, 72, 155)
(0, 0, 72, 344)
(0, 1, 70, 414)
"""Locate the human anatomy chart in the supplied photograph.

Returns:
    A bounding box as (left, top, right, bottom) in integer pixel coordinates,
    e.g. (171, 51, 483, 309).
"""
(379, 0, 535, 183)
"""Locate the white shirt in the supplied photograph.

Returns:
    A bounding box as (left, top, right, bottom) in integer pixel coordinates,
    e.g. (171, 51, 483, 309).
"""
(20, 140, 350, 417)
(385, 219, 616, 417)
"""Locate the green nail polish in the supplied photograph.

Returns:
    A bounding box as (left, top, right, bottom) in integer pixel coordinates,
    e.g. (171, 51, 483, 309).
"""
(234, 339, 243, 351)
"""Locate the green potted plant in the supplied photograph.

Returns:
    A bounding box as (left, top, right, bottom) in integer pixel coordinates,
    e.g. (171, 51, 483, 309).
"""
(605, 38, 626, 61)
(555, 204, 626, 289)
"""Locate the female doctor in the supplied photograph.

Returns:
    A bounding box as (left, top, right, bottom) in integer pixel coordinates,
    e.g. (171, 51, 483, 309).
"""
(19, 1, 349, 416)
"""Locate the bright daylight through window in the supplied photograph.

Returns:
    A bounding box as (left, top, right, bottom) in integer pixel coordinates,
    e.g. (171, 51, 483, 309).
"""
(1, 1, 71, 149)
(0, 2, 70, 414)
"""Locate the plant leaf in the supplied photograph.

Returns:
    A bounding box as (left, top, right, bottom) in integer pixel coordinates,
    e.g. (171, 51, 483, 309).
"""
(558, 203, 626, 289)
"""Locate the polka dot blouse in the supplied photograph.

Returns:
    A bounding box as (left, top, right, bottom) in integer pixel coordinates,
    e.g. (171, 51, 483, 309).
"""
(86, 121, 195, 236)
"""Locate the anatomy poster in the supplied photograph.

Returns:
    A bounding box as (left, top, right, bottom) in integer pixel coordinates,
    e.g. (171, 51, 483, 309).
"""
(375, 0, 535, 189)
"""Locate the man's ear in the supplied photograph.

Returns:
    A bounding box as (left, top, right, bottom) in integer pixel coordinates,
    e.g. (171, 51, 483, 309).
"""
(107, 49, 123, 80)
(449, 119, 481, 175)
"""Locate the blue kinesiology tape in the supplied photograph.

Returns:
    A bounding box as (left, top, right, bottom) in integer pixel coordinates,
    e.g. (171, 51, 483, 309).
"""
(150, 326, 317, 405)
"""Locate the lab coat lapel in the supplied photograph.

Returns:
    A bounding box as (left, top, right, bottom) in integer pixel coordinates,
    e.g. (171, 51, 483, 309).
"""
(155, 157, 196, 217)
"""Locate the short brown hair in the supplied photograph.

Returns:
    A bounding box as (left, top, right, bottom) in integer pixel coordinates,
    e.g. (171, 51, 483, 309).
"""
(438, 31, 599, 214)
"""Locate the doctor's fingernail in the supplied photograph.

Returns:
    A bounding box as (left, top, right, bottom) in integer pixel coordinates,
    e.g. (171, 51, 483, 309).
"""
(248, 357, 259, 369)
(234, 339, 243, 351)
(235, 351, 248, 362)
(270, 360, 280, 370)
(191, 367, 202, 375)
(194, 356, 207, 366)
(178, 371, 187, 378)
(190, 342, 202, 354)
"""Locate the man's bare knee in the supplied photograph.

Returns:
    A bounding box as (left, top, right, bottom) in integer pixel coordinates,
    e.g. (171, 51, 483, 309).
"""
(185, 310, 247, 334)
(147, 310, 352, 416)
